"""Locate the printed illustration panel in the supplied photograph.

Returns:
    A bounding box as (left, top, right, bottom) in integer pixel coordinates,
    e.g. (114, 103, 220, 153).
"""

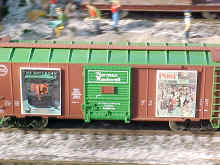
(20, 68, 61, 115)
(156, 70, 197, 117)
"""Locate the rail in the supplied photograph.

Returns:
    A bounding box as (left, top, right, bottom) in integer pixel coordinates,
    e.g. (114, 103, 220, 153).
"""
(0, 128, 218, 136)
(0, 159, 155, 165)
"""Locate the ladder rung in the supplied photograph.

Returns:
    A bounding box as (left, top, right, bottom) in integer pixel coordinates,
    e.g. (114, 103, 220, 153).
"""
(214, 96, 220, 98)
(211, 109, 220, 111)
(211, 117, 220, 119)
(215, 90, 220, 92)
(213, 104, 220, 105)
(214, 83, 220, 84)
(212, 110, 220, 112)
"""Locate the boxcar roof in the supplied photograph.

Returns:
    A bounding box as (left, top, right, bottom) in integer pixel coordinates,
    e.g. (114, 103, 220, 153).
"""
(0, 40, 220, 65)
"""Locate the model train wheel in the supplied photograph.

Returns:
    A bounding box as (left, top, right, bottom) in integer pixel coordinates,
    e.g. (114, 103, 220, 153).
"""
(169, 121, 186, 131)
(27, 118, 48, 128)
(1, 117, 17, 128)
(41, 118, 48, 128)
(200, 120, 218, 131)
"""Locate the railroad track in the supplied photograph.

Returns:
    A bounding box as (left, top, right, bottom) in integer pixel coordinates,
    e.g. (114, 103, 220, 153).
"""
(0, 128, 219, 165)
(2, 159, 220, 165)
(0, 159, 163, 165)
(0, 128, 219, 136)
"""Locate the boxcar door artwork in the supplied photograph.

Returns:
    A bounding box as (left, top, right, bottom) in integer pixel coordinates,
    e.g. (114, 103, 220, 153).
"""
(20, 68, 61, 115)
(156, 70, 197, 118)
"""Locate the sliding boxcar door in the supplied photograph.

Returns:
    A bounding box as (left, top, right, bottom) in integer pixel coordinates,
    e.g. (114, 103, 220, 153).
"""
(83, 65, 131, 123)
(132, 68, 148, 120)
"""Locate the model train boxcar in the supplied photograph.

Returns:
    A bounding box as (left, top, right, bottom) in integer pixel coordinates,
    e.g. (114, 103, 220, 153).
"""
(0, 40, 220, 130)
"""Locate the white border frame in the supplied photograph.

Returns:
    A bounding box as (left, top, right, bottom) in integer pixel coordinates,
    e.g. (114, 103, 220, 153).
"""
(155, 70, 197, 118)
(20, 67, 61, 115)
(88, 70, 129, 84)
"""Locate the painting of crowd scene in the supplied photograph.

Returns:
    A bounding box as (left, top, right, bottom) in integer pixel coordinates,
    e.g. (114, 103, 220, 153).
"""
(156, 70, 197, 117)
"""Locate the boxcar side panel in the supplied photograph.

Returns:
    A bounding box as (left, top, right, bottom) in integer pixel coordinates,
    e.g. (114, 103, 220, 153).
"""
(12, 63, 30, 117)
(11, 63, 84, 119)
(132, 65, 208, 121)
(132, 68, 148, 119)
(147, 68, 157, 118)
(187, 66, 205, 119)
(150, 66, 204, 121)
(203, 66, 213, 119)
(27, 63, 62, 117)
(12, 63, 64, 118)
(0, 63, 13, 116)
(68, 64, 84, 119)
(49, 63, 69, 119)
